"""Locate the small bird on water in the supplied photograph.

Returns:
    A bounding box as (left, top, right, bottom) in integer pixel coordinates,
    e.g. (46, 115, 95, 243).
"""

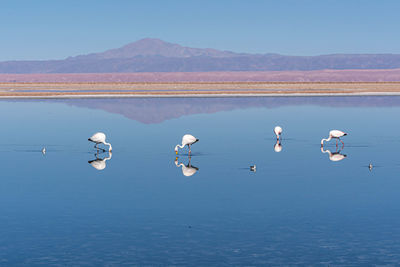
(41, 147, 46, 155)
(250, 165, 256, 172)
(368, 163, 373, 171)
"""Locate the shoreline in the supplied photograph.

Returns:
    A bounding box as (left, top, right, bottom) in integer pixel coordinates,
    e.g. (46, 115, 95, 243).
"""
(1, 82, 400, 98)
(1, 92, 400, 99)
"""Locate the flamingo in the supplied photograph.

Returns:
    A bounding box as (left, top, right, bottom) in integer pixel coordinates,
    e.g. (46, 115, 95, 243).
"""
(274, 126, 282, 140)
(88, 152, 112, 171)
(321, 130, 347, 147)
(175, 156, 199, 177)
(175, 134, 199, 155)
(88, 132, 112, 152)
(320, 147, 347, 162)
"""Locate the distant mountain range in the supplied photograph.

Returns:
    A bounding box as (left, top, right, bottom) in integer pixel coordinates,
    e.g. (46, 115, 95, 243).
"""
(2, 38, 400, 73)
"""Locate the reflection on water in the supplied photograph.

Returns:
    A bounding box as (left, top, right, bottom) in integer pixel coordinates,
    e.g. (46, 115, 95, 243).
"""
(9, 96, 400, 124)
(274, 139, 282, 152)
(88, 152, 112, 170)
(321, 146, 347, 162)
(174, 156, 199, 177)
(2, 96, 400, 265)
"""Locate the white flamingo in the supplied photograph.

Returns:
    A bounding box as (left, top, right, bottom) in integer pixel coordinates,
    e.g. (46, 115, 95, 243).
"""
(274, 126, 282, 140)
(175, 134, 199, 155)
(321, 130, 347, 147)
(88, 132, 112, 152)
(89, 152, 112, 170)
(175, 156, 199, 177)
(320, 147, 347, 162)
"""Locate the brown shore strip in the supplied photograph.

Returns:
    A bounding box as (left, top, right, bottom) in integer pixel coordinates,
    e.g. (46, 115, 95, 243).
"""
(0, 82, 400, 98)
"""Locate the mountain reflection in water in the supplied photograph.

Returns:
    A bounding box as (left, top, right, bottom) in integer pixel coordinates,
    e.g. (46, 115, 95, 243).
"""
(8, 96, 400, 124)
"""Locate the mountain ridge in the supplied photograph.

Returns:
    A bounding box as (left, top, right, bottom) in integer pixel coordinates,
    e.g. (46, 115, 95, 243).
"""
(68, 38, 241, 60)
(1, 38, 400, 73)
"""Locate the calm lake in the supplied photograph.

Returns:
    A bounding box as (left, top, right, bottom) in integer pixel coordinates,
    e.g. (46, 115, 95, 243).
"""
(1, 96, 400, 265)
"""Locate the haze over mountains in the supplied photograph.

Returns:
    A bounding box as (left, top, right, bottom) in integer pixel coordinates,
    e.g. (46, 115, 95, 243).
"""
(1, 38, 400, 73)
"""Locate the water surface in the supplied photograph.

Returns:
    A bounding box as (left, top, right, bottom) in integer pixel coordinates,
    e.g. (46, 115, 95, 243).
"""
(1, 97, 400, 265)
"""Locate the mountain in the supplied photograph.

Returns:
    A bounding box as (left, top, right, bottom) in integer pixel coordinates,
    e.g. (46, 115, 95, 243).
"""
(69, 38, 240, 59)
(1, 38, 400, 73)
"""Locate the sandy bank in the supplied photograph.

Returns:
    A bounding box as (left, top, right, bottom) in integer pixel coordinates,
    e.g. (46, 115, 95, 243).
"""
(0, 82, 399, 98)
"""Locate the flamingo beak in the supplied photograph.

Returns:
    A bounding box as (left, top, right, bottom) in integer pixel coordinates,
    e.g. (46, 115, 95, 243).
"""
(175, 151, 178, 155)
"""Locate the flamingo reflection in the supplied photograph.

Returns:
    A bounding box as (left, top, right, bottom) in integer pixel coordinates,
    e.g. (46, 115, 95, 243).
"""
(274, 140, 282, 152)
(88, 152, 112, 170)
(175, 156, 199, 177)
(320, 146, 347, 162)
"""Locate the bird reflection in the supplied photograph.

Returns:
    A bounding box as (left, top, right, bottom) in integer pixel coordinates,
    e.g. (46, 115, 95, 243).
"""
(175, 156, 199, 177)
(88, 152, 112, 170)
(321, 146, 347, 162)
(274, 140, 282, 152)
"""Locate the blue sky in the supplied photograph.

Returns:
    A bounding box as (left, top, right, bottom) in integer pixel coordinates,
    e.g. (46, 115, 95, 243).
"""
(1, 0, 399, 60)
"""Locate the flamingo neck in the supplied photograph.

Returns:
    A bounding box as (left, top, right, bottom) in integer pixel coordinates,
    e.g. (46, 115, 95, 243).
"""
(320, 147, 331, 155)
(175, 160, 184, 168)
(104, 142, 112, 151)
(320, 136, 331, 145)
(104, 153, 112, 161)
(175, 144, 185, 151)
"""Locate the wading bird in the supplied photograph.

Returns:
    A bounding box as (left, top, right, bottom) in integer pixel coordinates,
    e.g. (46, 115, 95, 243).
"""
(175, 134, 199, 155)
(321, 130, 347, 147)
(88, 132, 112, 152)
(274, 126, 282, 140)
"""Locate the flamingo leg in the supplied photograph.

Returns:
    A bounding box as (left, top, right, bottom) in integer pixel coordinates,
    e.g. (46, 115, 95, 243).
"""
(340, 138, 344, 145)
(336, 139, 338, 147)
(188, 144, 191, 155)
